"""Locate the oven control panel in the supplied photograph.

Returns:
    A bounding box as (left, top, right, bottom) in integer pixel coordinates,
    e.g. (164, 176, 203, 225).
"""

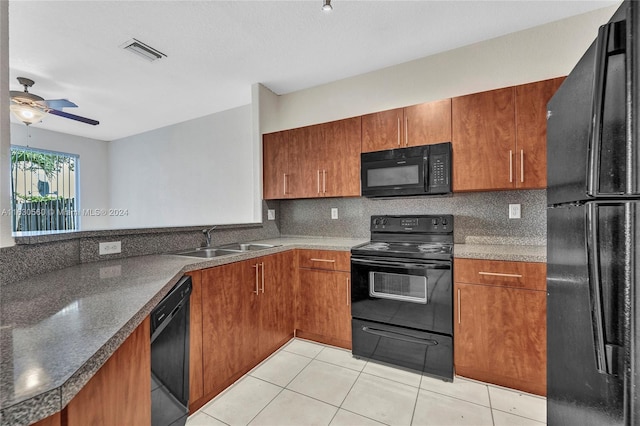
(371, 215, 453, 233)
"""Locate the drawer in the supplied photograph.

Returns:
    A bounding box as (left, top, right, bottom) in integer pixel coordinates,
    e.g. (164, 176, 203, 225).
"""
(297, 249, 350, 272)
(454, 258, 546, 291)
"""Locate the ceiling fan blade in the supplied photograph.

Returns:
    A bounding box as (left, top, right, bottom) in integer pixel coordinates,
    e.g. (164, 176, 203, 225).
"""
(47, 108, 99, 126)
(44, 99, 78, 109)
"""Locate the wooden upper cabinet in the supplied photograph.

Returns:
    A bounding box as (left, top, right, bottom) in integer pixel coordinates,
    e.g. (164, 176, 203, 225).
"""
(362, 100, 452, 153)
(404, 98, 452, 148)
(320, 117, 361, 197)
(515, 77, 565, 189)
(263, 117, 361, 199)
(452, 77, 564, 192)
(263, 131, 288, 199)
(452, 87, 516, 192)
(362, 108, 404, 152)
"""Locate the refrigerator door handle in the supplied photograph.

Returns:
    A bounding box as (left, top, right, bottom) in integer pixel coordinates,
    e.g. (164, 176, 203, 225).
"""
(587, 23, 611, 198)
(586, 203, 617, 376)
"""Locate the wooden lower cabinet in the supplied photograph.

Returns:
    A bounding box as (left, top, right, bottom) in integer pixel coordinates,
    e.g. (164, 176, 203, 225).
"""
(197, 252, 294, 407)
(454, 258, 546, 396)
(295, 250, 351, 349)
(64, 317, 151, 425)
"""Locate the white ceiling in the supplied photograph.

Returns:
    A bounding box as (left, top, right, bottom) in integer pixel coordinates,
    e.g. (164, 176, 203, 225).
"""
(8, 0, 618, 141)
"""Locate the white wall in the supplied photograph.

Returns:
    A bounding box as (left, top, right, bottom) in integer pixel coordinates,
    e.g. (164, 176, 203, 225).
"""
(263, 5, 620, 133)
(0, 0, 13, 247)
(10, 124, 111, 230)
(108, 104, 255, 229)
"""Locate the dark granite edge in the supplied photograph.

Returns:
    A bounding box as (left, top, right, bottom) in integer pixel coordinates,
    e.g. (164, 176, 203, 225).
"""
(14, 222, 264, 245)
(0, 388, 61, 426)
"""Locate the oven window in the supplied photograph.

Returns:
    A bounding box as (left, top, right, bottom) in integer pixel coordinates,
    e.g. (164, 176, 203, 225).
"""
(369, 272, 427, 304)
(367, 164, 420, 187)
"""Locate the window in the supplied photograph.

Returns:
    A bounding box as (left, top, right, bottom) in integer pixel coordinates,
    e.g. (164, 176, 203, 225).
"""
(10, 146, 79, 234)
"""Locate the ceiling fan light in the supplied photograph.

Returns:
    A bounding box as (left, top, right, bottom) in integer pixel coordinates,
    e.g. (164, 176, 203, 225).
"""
(322, 0, 332, 11)
(10, 104, 45, 125)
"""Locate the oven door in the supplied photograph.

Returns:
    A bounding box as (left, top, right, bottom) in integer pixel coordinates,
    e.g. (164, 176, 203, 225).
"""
(352, 318, 453, 381)
(350, 256, 452, 335)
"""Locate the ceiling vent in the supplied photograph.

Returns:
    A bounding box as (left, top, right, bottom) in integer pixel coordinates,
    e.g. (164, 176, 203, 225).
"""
(121, 38, 167, 62)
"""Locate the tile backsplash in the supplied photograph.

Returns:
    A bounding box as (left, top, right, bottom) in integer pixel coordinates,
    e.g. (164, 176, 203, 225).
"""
(278, 190, 546, 244)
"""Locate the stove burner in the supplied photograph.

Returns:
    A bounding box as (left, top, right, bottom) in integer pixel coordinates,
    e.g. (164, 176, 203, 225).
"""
(361, 242, 390, 251)
(418, 244, 451, 254)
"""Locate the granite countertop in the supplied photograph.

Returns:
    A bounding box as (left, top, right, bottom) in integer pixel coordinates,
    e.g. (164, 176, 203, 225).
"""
(453, 243, 546, 263)
(0, 237, 365, 426)
(1, 235, 543, 425)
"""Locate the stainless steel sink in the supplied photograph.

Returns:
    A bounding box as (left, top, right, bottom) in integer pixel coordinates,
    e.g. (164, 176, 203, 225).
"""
(173, 242, 279, 258)
(217, 243, 280, 251)
(174, 247, 242, 258)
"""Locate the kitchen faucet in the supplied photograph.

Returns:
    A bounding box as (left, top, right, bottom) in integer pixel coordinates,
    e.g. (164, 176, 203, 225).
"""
(202, 226, 217, 247)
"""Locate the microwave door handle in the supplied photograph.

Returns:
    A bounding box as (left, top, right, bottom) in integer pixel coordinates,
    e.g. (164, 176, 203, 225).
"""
(351, 258, 447, 270)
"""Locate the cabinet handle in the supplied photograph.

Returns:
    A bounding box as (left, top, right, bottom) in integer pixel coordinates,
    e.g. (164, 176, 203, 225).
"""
(309, 258, 336, 263)
(457, 288, 461, 324)
(346, 277, 350, 306)
(252, 264, 259, 295)
(520, 149, 524, 183)
(397, 117, 401, 146)
(323, 170, 327, 194)
(261, 262, 265, 294)
(478, 271, 523, 278)
(283, 174, 288, 195)
(509, 150, 513, 183)
(317, 170, 321, 194)
(405, 116, 409, 146)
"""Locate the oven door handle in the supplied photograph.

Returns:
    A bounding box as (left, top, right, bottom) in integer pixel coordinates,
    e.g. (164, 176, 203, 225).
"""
(361, 326, 439, 346)
(351, 258, 448, 269)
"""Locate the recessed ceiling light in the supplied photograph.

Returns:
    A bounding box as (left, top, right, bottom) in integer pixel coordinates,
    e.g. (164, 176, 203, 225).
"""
(322, 0, 333, 12)
(120, 38, 167, 62)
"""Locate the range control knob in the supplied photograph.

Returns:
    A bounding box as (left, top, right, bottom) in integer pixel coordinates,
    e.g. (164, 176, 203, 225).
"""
(442, 218, 448, 226)
(381, 218, 388, 226)
(431, 218, 439, 226)
(373, 218, 382, 226)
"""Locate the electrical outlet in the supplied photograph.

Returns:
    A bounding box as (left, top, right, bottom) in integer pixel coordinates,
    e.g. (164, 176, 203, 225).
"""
(509, 204, 521, 219)
(331, 208, 339, 220)
(99, 241, 122, 255)
(267, 209, 276, 220)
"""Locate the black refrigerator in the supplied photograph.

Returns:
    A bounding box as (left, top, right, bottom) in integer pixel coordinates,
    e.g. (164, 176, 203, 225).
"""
(546, 1, 639, 425)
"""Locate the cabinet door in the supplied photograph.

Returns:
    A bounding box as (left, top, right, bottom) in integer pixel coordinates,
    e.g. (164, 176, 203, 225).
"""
(452, 87, 516, 191)
(320, 117, 362, 197)
(287, 126, 319, 198)
(263, 131, 289, 200)
(201, 261, 258, 396)
(362, 108, 404, 152)
(404, 99, 452, 147)
(515, 77, 564, 189)
(297, 269, 351, 349)
(65, 318, 151, 425)
(258, 251, 295, 358)
(454, 282, 546, 396)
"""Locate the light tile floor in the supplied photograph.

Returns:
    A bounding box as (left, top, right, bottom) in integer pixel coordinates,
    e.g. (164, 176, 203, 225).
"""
(187, 338, 546, 426)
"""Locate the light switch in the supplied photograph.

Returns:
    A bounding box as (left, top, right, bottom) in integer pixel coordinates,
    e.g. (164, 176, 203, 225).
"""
(267, 209, 276, 220)
(331, 208, 339, 220)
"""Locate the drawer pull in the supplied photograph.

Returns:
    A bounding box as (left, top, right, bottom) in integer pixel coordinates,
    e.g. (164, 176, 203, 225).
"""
(478, 271, 523, 278)
(309, 258, 336, 263)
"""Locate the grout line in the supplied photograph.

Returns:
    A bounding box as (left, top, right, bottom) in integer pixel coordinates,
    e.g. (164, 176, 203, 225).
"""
(409, 374, 424, 426)
(202, 412, 231, 426)
(491, 407, 547, 424)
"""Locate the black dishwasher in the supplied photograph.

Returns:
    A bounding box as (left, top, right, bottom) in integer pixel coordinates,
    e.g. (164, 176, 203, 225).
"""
(151, 276, 192, 426)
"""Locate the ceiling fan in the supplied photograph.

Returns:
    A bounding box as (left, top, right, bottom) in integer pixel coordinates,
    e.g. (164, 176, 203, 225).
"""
(9, 77, 99, 126)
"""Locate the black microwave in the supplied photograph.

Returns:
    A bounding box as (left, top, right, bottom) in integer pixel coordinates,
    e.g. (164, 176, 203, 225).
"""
(361, 142, 452, 198)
